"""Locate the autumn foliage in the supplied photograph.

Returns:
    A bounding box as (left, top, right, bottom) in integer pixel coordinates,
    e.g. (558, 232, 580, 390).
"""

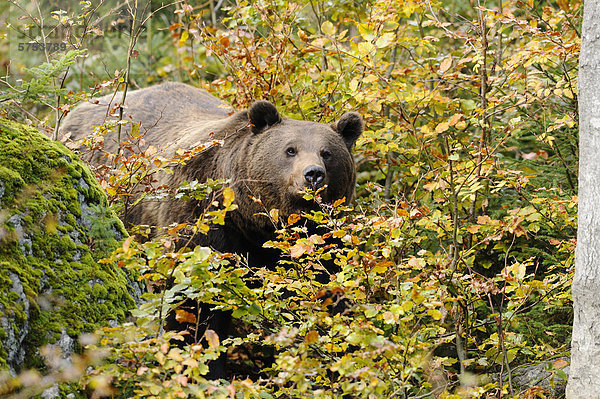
(0, 0, 579, 397)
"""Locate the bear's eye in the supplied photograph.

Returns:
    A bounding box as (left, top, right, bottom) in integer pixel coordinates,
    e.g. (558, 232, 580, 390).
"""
(321, 150, 332, 160)
(286, 147, 297, 156)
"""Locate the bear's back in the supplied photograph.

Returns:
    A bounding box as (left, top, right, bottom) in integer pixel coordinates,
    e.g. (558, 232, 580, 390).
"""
(60, 82, 237, 159)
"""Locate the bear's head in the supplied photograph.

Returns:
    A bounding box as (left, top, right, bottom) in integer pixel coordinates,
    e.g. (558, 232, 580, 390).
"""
(239, 100, 364, 222)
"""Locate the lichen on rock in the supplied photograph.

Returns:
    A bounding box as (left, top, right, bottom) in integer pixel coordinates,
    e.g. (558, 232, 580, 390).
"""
(0, 118, 138, 373)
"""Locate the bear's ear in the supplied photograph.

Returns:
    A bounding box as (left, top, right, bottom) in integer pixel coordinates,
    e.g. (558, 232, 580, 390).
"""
(331, 112, 364, 150)
(248, 100, 281, 133)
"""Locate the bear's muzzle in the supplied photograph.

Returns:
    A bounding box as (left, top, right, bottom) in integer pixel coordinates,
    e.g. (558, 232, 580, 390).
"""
(303, 165, 326, 189)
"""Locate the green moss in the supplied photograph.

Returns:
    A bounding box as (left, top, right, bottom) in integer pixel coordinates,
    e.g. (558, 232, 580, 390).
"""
(91, 283, 108, 299)
(0, 118, 135, 372)
(64, 213, 76, 227)
(0, 166, 25, 203)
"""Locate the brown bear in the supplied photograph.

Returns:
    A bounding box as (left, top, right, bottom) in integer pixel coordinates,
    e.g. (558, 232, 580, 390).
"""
(61, 82, 363, 265)
(60, 82, 363, 378)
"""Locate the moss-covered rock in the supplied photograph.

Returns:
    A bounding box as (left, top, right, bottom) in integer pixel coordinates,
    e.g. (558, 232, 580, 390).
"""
(0, 118, 139, 373)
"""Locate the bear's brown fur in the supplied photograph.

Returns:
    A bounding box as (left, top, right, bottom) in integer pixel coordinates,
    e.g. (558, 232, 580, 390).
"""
(61, 82, 363, 265)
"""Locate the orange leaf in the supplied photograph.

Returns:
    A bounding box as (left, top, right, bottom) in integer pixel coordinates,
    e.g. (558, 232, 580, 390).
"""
(556, 0, 569, 11)
(396, 208, 409, 217)
(168, 223, 188, 235)
(288, 213, 301, 225)
(305, 330, 319, 344)
(219, 36, 230, 48)
(477, 215, 492, 225)
(467, 225, 480, 234)
(298, 29, 309, 42)
(553, 358, 568, 369)
(175, 309, 197, 324)
(548, 238, 561, 246)
(372, 260, 393, 274)
(333, 197, 346, 208)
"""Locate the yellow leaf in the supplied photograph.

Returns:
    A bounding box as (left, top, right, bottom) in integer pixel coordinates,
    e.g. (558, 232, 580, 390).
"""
(298, 29, 309, 42)
(122, 236, 134, 252)
(178, 30, 189, 47)
(448, 113, 462, 126)
(372, 260, 393, 274)
(477, 215, 492, 225)
(563, 89, 573, 99)
(181, 358, 198, 368)
(423, 181, 437, 192)
(321, 21, 335, 36)
(358, 41, 375, 55)
(309, 234, 325, 245)
(204, 329, 220, 348)
(439, 55, 452, 74)
(435, 122, 450, 133)
(382, 311, 396, 323)
(513, 263, 526, 280)
(332, 229, 346, 238)
(428, 309, 443, 320)
(146, 145, 157, 156)
(375, 32, 394, 48)
(168, 349, 184, 362)
(223, 187, 235, 207)
(269, 208, 279, 223)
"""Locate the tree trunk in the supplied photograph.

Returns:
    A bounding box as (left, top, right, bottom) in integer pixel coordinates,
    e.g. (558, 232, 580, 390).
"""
(567, 1, 600, 397)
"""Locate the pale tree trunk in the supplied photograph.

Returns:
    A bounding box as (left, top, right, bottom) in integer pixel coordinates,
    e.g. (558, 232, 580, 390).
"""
(567, 1, 600, 397)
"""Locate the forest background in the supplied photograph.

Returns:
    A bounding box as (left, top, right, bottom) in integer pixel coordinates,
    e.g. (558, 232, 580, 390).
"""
(0, 0, 580, 397)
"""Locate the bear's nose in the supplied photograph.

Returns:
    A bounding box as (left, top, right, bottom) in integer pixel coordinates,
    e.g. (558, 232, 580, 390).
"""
(303, 166, 326, 188)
